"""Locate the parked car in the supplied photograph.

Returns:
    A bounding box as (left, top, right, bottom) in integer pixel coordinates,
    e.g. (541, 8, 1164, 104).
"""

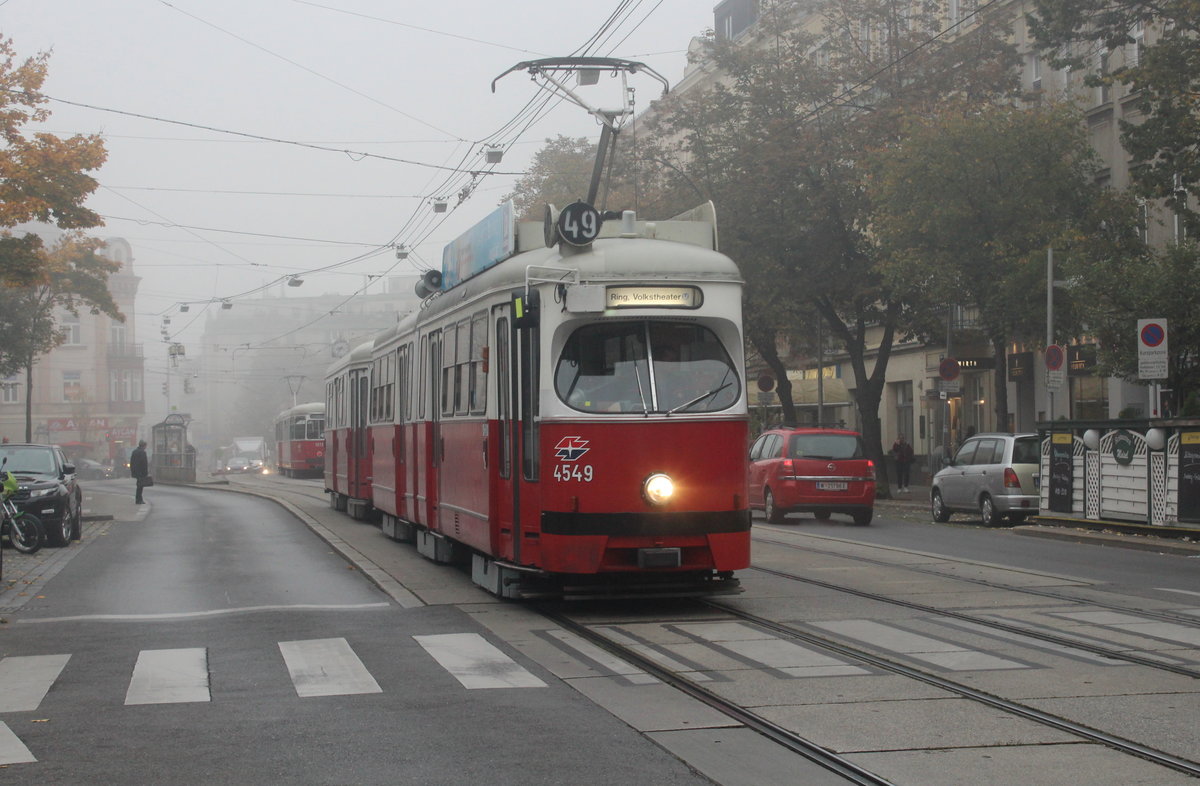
(225, 456, 252, 473)
(76, 458, 115, 480)
(930, 432, 1040, 526)
(748, 427, 876, 525)
(0, 443, 82, 546)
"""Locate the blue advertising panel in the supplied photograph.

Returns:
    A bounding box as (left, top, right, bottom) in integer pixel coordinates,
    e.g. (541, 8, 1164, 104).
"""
(441, 200, 515, 288)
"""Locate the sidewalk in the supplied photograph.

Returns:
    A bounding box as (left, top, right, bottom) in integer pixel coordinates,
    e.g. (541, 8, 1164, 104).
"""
(0, 482, 137, 612)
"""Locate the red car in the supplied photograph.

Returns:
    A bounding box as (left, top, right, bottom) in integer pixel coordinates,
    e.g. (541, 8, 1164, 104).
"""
(748, 427, 876, 525)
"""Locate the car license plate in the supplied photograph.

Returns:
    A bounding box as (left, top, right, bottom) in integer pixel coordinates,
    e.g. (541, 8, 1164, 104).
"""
(816, 481, 848, 491)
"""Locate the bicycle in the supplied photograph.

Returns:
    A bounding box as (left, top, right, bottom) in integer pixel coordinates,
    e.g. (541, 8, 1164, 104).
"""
(2, 457, 45, 555)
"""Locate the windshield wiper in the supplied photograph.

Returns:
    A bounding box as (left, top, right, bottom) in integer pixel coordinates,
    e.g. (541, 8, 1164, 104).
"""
(668, 382, 733, 415)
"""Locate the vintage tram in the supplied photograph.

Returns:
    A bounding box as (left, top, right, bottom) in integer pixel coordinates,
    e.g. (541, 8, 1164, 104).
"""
(325, 199, 750, 598)
(272, 402, 326, 478)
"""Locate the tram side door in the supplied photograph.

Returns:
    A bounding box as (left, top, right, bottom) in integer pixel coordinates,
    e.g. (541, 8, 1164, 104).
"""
(351, 368, 369, 497)
(425, 331, 441, 528)
(497, 306, 541, 566)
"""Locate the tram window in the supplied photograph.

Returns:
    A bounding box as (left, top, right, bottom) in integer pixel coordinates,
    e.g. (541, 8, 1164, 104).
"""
(442, 324, 456, 417)
(455, 318, 471, 415)
(496, 316, 511, 478)
(556, 321, 739, 414)
(397, 345, 409, 424)
(418, 335, 428, 419)
(469, 311, 487, 415)
(308, 418, 324, 439)
(521, 325, 539, 481)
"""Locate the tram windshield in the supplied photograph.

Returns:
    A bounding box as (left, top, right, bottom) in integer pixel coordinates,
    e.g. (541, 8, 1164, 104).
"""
(555, 322, 739, 414)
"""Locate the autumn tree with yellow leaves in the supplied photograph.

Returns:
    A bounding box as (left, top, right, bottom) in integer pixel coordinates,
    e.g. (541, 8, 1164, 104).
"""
(0, 37, 121, 439)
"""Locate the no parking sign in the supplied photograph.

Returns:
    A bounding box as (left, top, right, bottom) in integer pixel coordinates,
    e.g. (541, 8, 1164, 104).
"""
(1137, 319, 1168, 379)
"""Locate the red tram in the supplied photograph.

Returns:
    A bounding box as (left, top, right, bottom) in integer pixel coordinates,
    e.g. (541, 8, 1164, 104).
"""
(325, 199, 750, 598)
(273, 402, 325, 478)
(325, 340, 373, 519)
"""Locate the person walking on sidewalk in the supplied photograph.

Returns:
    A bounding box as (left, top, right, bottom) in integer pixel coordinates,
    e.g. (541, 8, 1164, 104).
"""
(891, 434, 914, 493)
(130, 440, 149, 504)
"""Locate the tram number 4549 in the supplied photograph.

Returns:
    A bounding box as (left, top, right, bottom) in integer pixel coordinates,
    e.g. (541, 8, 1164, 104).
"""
(553, 464, 594, 482)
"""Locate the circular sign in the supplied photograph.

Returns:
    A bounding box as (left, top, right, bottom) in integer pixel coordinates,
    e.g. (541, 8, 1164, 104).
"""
(939, 357, 960, 381)
(556, 201, 602, 247)
(1140, 322, 1166, 348)
(756, 374, 775, 392)
(1112, 429, 1135, 466)
(1045, 344, 1065, 371)
(331, 339, 349, 358)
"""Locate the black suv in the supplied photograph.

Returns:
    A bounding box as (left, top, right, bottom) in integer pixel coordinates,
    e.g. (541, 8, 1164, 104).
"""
(0, 443, 82, 546)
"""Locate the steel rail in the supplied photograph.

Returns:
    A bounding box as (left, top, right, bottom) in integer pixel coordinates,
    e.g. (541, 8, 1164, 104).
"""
(748, 562, 1200, 680)
(537, 606, 895, 786)
(755, 533, 1200, 630)
(706, 600, 1200, 779)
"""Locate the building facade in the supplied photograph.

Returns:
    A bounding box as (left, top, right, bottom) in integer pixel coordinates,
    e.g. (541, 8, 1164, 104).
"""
(0, 236, 146, 464)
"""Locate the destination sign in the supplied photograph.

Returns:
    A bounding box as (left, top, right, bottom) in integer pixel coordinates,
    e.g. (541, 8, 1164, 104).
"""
(605, 286, 702, 309)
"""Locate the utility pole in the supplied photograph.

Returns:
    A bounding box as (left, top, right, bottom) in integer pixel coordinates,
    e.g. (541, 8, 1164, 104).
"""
(1046, 247, 1055, 421)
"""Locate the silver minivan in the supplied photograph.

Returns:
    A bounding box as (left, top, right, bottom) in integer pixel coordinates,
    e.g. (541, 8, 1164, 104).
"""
(931, 433, 1040, 525)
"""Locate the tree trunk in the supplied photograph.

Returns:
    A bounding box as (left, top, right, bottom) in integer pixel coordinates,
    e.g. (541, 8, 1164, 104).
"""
(748, 329, 797, 427)
(991, 336, 1009, 433)
(820, 298, 902, 499)
(23, 353, 33, 442)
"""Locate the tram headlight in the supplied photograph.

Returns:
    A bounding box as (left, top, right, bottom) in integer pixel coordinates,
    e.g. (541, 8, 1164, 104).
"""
(643, 473, 675, 506)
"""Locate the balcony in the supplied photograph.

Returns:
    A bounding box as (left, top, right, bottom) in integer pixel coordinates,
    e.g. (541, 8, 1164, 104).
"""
(108, 343, 143, 358)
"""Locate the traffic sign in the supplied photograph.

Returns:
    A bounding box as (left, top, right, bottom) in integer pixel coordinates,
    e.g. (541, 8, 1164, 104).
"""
(939, 357, 960, 381)
(1044, 344, 1065, 371)
(1137, 318, 1169, 379)
(1045, 344, 1065, 390)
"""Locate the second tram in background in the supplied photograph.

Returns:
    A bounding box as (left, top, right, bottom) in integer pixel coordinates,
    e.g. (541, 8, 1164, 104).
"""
(324, 195, 751, 599)
(273, 402, 325, 478)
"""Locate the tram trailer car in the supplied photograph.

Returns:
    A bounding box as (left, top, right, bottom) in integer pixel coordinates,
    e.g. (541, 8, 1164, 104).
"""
(325, 340, 374, 519)
(333, 200, 751, 598)
(273, 402, 326, 478)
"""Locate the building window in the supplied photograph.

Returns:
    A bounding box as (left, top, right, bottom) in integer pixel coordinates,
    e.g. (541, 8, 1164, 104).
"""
(1029, 53, 1042, 90)
(1127, 20, 1143, 68)
(63, 371, 83, 402)
(62, 312, 82, 345)
(111, 323, 127, 351)
(1095, 49, 1110, 105)
(1070, 375, 1108, 420)
(1, 376, 19, 404)
(893, 381, 913, 441)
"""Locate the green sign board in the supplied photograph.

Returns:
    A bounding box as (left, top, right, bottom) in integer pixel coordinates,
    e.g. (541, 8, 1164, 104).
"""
(1112, 429, 1135, 466)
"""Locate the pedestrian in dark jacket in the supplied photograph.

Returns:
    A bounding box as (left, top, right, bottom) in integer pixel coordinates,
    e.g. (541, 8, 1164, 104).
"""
(891, 434, 914, 493)
(130, 440, 149, 504)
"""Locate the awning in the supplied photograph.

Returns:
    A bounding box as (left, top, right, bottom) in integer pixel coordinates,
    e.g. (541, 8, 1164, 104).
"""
(784, 376, 852, 406)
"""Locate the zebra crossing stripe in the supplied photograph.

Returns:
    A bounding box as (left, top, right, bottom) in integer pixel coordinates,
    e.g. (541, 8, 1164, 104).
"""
(0, 654, 70, 712)
(0, 722, 36, 765)
(278, 638, 382, 697)
(125, 648, 211, 705)
(813, 620, 1027, 671)
(413, 633, 546, 689)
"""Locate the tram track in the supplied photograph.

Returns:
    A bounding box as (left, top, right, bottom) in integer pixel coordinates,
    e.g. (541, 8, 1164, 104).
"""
(536, 605, 896, 786)
(540, 598, 1200, 781)
(754, 531, 1200, 629)
(747, 562, 1200, 680)
(699, 599, 1200, 780)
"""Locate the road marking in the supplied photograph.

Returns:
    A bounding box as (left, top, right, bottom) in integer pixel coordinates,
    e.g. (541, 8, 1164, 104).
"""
(0, 655, 71, 712)
(550, 628, 660, 684)
(813, 620, 1027, 671)
(414, 633, 546, 689)
(125, 648, 210, 705)
(934, 619, 1127, 665)
(1157, 587, 1200, 598)
(1054, 611, 1200, 647)
(17, 602, 391, 624)
(0, 722, 36, 765)
(279, 638, 382, 697)
(677, 622, 869, 676)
